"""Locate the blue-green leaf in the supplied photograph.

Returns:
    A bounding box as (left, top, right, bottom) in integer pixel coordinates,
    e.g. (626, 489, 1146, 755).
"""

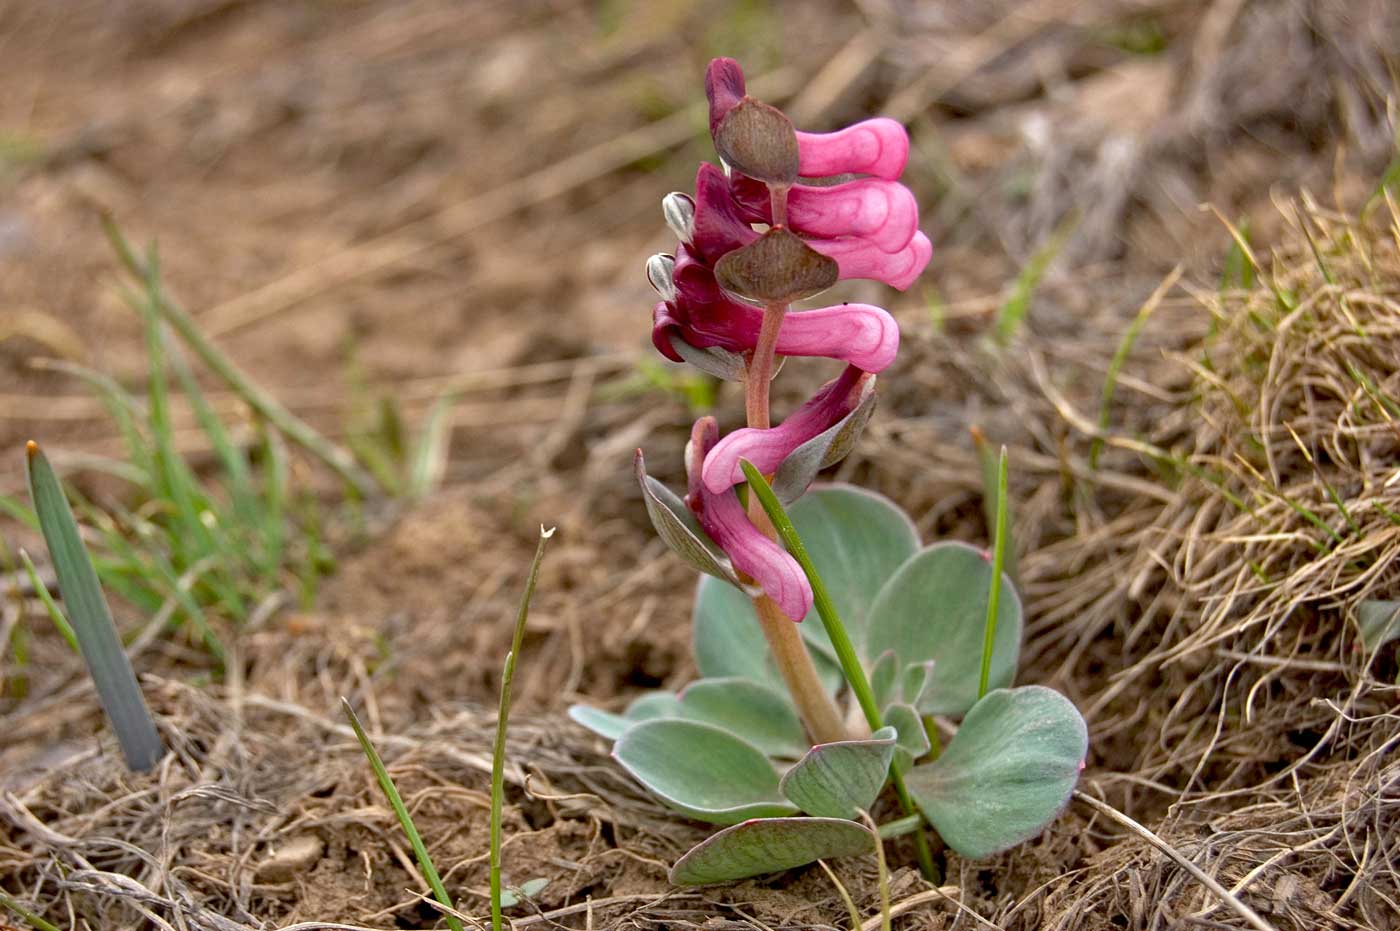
(613, 720, 797, 825)
(784, 485, 921, 664)
(568, 705, 629, 740)
(679, 678, 808, 759)
(25, 443, 164, 772)
(669, 817, 874, 885)
(569, 691, 683, 743)
(693, 576, 843, 693)
(779, 727, 897, 818)
(868, 649, 900, 710)
(865, 542, 1021, 716)
(883, 702, 930, 770)
(904, 686, 1086, 860)
(1358, 600, 1400, 652)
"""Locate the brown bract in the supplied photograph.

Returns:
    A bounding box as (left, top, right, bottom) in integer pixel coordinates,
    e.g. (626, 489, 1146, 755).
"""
(713, 98, 800, 186)
(713, 228, 839, 305)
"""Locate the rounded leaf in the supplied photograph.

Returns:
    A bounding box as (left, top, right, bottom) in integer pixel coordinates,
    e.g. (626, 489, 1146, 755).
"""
(568, 691, 683, 743)
(568, 705, 630, 741)
(904, 686, 1087, 860)
(714, 228, 838, 304)
(679, 678, 809, 759)
(713, 98, 800, 186)
(779, 727, 897, 818)
(786, 485, 920, 667)
(669, 817, 874, 886)
(883, 702, 930, 770)
(865, 541, 1021, 716)
(693, 575, 844, 694)
(613, 719, 797, 825)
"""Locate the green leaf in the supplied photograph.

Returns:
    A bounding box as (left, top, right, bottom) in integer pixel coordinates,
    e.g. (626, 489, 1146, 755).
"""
(1358, 600, 1400, 652)
(25, 443, 164, 772)
(636, 450, 747, 589)
(613, 719, 797, 825)
(693, 576, 843, 693)
(498, 877, 549, 908)
(679, 678, 808, 759)
(779, 727, 897, 818)
(784, 485, 921, 664)
(568, 691, 684, 743)
(568, 705, 630, 741)
(883, 703, 930, 768)
(770, 381, 878, 505)
(669, 817, 874, 885)
(904, 686, 1087, 860)
(868, 649, 899, 710)
(865, 542, 1022, 716)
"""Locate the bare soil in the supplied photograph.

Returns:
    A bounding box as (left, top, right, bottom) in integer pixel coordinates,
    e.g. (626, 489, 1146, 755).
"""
(2, 1, 1398, 929)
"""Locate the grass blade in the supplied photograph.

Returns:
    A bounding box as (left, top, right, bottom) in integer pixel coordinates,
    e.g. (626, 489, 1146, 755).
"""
(739, 460, 938, 882)
(19, 548, 79, 652)
(25, 441, 164, 771)
(342, 699, 465, 931)
(977, 447, 1009, 701)
(993, 213, 1076, 346)
(0, 888, 63, 931)
(491, 526, 554, 931)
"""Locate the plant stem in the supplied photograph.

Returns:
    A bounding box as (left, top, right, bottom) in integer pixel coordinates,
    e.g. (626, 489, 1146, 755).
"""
(743, 300, 847, 746)
(343, 699, 464, 931)
(491, 527, 554, 931)
(741, 460, 938, 881)
(0, 889, 62, 931)
(744, 302, 786, 429)
(976, 447, 1009, 701)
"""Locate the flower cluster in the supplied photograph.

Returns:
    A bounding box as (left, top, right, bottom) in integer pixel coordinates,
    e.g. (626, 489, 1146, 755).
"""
(640, 58, 930, 622)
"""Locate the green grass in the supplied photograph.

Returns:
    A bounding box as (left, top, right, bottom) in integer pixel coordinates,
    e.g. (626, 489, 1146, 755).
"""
(992, 214, 1077, 346)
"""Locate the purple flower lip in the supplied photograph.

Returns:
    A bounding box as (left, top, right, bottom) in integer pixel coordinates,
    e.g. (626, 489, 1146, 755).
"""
(700, 366, 869, 495)
(685, 417, 813, 621)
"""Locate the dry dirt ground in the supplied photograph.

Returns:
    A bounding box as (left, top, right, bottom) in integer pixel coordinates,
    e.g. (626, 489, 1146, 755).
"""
(2, 1, 1399, 929)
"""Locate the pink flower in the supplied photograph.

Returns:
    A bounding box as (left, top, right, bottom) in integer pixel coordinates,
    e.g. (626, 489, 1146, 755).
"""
(685, 418, 813, 621)
(796, 119, 910, 181)
(651, 250, 899, 373)
(700, 366, 870, 494)
(702, 58, 931, 292)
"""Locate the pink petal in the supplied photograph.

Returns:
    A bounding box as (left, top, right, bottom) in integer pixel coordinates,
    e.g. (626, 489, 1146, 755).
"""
(692, 163, 758, 263)
(686, 418, 813, 620)
(776, 303, 900, 372)
(701, 366, 867, 494)
(731, 175, 919, 254)
(810, 231, 932, 291)
(796, 118, 909, 180)
(705, 58, 747, 137)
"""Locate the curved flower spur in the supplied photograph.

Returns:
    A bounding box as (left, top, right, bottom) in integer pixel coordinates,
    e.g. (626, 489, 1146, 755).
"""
(574, 58, 1087, 888)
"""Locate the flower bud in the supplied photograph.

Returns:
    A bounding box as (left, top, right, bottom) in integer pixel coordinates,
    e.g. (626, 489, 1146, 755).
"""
(646, 253, 677, 302)
(662, 192, 696, 244)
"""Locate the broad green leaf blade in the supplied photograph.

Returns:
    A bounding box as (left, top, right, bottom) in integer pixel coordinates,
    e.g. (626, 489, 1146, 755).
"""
(25, 443, 164, 772)
(625, 691, 683, 721)
(865, 542, 1022, 716)
(669, 817, 874, 885)
(569, 691, 682, 742)
(771, 381, 877, 505)
(568, 705, 630, 741)
(785, 485, 921, 664)
(679, 678, 808, 759)
(904, 686, 1087, 860)
(1358, 600, 1400, 652)
(693, 576, 843, 693)
(636, 450, 747, 589)
(613, 720, 797, 825)
(779, 727, 897, 818)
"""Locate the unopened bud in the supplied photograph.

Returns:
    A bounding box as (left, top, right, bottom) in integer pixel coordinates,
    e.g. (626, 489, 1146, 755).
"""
(713, 98, 799, 186)
(662, 192, 696, 244)
(714, 228, 839, 304)
(646, 253, 677, 301)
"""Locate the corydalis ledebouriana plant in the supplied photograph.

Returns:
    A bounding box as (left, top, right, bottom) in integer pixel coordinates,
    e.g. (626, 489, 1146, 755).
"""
(576, 59, 1087, 887)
